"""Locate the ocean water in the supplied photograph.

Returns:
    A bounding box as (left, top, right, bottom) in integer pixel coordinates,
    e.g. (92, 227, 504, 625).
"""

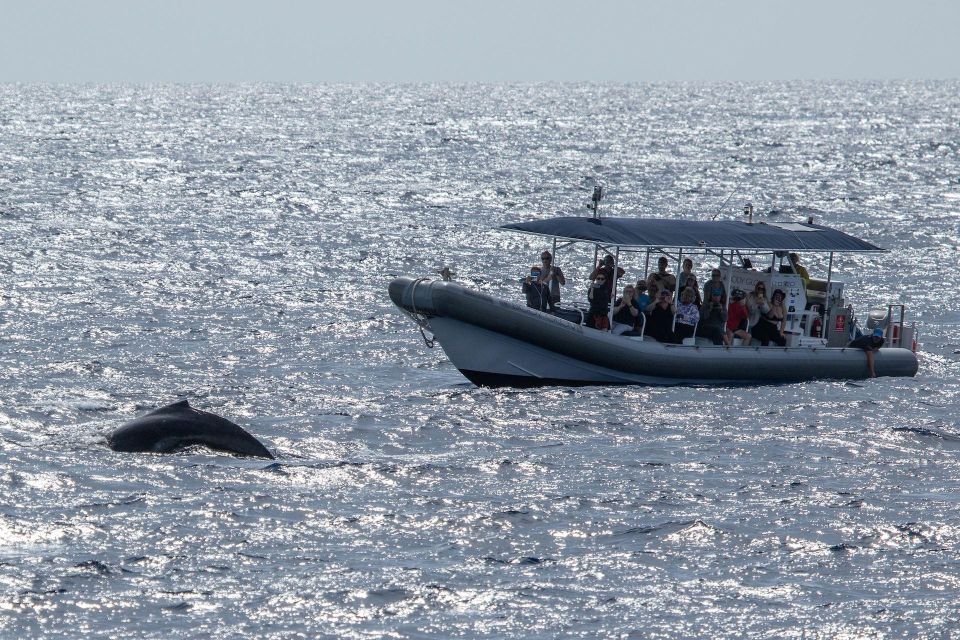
(0, 82, 959, 638)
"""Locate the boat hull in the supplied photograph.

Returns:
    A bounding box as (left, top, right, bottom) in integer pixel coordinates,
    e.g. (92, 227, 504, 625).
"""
(389, 277, 920, 387)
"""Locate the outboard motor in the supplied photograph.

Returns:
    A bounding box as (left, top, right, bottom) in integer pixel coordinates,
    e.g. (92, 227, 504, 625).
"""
(865, 308, 890, 333)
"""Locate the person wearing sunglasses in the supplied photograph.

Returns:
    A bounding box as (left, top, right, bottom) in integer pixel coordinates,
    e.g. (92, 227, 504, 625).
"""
(746, 281, 770, 331)
(644, 289, 676, 343)
(589, 255, 625, 297)
(538, 250, 566, 305)
(703, 268, 727, 307)
(725, 288, 752, 346)
(522, 264, 554, 312)
(611, 284, 642, 335)
(750, 288, 787, 346)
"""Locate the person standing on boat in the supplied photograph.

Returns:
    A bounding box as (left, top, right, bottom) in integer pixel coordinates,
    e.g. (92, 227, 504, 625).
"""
(848, 327, 885, 378)
(703, 269, 727, 306)
(538, 251, 566, 305)
(611, 284, 642, 335)
(645, 289, 676, 342)
(522, 265, 554, 312)
(587, 272, 612, 330)
(674, 287, 700, 343)
(726, 289, 752, 346)
(590, 255, 624, 297)
(751, 288, 787, 346)
(676, 258, 694, 294)
(646, 256, 676, 293)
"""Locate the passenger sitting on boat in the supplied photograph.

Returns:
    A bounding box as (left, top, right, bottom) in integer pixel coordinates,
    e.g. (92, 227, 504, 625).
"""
(673, 287, 700, 343)
(522, 265, 554, 312)
(703, 269, 727, 306)
(848, 327, 885, 378)
(646, 281, 659, 305)
(611, 285, 642, 335)
(587, 273, 612, 330)
(646, 256, 676, 293)
(539, 251, 566, 305)
(645, 289, 676, 342)
(746, 281, 770, 329)
(697, 289, 727, 345)
(676, 258, 694, 294)
(680, 274, 702, 306)
(590, 255, 625, 296)
(751, 288, 787, 346)
(634, 281, 651, 309)
(726, 288, 752, 346)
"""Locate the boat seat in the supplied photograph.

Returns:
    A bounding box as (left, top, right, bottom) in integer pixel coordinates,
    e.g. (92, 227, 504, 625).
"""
(682, 337, 716, 347)
(551, 307, 585, 325)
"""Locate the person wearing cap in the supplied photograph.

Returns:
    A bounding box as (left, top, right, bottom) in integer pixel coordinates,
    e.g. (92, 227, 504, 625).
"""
(589, 255, 625, 297)
(522, 264, 553, 312)
(848, 327, 886, 377)
(538, 250, 566, 305)
(726, 289, 751, 346)
(702, 268, 727, 307)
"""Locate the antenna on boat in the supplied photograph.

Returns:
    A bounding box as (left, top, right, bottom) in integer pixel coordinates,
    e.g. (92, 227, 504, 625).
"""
(587, 185, 603, 218)
(710, 173, 745, 220)
(744, 202, 754, 225)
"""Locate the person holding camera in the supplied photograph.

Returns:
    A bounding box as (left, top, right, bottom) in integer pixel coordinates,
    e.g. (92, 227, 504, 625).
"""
(645, 289, 676, 343)
(522, 265, 553, 312)
(697, 289, 727, 345)
(587, 273, 612, 330)
(589, 254, 625, 297)
(538, 251, 566, 305)
(611, 284, 642, 335)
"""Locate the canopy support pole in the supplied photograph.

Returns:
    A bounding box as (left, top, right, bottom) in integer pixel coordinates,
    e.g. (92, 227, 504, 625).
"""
(724, 250, 734, 318)
(676, 249, 683, 297)
(608, 246, 620, 330)
(824, 252, 834, 340)
(672, 248, 683, 333)
(644, 249, 651, 285)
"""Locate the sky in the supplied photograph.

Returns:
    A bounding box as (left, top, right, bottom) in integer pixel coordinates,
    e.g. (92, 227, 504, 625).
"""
(0, 0, 957, 82)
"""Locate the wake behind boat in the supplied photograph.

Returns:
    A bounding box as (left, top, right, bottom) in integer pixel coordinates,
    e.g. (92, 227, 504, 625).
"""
(390, 199, 919, 387)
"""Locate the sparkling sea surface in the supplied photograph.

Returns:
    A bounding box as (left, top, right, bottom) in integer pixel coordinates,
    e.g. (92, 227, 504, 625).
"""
(1, 83, 959, 638)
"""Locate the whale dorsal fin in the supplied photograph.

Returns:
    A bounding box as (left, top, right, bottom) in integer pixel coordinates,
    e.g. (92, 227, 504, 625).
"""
(151, 399, 192, 414)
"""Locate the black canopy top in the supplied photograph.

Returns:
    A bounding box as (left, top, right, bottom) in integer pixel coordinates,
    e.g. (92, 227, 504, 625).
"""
(499, 217, 884, 253)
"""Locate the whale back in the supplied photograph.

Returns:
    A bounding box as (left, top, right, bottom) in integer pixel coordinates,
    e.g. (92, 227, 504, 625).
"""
(108, 400, 274, 458)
